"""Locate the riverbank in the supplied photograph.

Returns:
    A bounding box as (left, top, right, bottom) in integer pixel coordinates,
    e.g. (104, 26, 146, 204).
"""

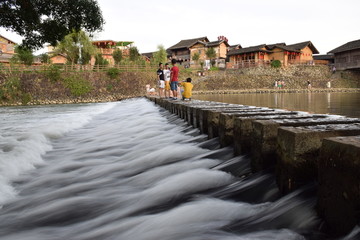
(1, 64, 359, 106)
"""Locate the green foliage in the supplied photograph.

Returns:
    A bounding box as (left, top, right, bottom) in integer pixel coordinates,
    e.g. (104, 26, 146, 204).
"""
(106, 84, 113, 91)
(21, 92, 32, 105)
(152, 45, 167, 65)
(192, 52, 200, 62)
(112, 49, 123, 65)
(0, 75, 21, 101)
(55, 30, 97, 65)
(62, 75, 92, 97)
(44, 64, 62, 82)
(209, 66, 219, 71)
(205, 48, 216, 62)
(94, 54, 109, 66)
(271, 60, 282, 68)
(12, 45, 34, 65)
(0, 0, 104, 49)
(39, 53, 50, 64)
(106, 67, 120, 79)
(129, 47, 140, 62)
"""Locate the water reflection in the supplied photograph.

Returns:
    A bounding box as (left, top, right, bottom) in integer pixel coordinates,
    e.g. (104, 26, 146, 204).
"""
(194, 92, 360, 118)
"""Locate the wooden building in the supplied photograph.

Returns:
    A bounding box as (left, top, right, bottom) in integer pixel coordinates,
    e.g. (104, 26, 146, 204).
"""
(206, 40, 230, 68)
(49, 53, 67, 65)
(0, 34, 16, 65)
(328, 39, 360, 70)
(167, 36, 209, 67)
(313, 54, 334, 65)
(92, 40, 133, 65)
(227, 41, 319, 68)
(167, 36, 230, 68)
(227, 44, 272, 68)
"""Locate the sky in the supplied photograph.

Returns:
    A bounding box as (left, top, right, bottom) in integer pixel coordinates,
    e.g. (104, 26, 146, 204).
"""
(1, 0, 360, 55)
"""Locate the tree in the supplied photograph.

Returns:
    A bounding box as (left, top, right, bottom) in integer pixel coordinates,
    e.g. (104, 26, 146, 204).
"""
(11, 45, 34, 65)
(54, 30, 97, 65)
(94, 53, 109, 66)
(192, 52, 200, 66)
(129, 46, 140, 62)
(39, 53, 50, 64)
(206, 47, 217, 66)
(0, 0, 104, 49)
(112, 49, 123, 65)
(152, 45, 167, 65)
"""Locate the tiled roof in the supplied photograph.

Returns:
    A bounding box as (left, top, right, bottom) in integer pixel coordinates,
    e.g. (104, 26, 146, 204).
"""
(313, 54, 334, 60)
(206, 40, 230, 47)
(286, 41, 319, 54)
(167, 37, 209, 50)
(328, 39, 360, 54)
(227, 44, 270, 56)
(266, 43, 286, 50)
(229, 44, 242, 50)
(141, 52, 154, 58)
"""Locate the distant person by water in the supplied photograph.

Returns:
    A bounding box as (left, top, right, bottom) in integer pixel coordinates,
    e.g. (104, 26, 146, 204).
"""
(307, 80, 312, 89)
(332, 66, 336, 74)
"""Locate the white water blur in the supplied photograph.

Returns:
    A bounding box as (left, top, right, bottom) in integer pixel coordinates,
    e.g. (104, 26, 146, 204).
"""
(0, 102, 116, 204)
(0, 98, 322, 239)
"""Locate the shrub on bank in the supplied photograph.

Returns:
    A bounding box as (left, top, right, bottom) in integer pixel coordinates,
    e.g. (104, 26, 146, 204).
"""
(62, 74, 93, 97)
(106, 67, 121, 79)
(271, 60, 281, 68)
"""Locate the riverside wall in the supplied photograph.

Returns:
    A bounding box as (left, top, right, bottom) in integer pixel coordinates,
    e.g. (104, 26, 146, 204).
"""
(148, 96, 360, 237)
(1, 64, 360, 106)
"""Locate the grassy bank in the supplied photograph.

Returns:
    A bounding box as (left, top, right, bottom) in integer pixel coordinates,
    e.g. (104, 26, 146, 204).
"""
(1, 64, 359, 106)
(191, 65, 360, 92)
(0, 68, 156, 106)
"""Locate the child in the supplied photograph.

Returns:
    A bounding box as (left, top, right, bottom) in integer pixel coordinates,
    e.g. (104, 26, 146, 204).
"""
(179, 78, 193, 101)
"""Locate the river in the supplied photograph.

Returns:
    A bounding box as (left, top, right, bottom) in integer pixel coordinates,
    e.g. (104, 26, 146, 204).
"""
(0, 98, 359, 239)
(194, 92, 360, 118)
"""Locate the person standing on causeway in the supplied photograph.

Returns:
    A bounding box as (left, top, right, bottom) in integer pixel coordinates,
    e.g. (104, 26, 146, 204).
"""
(170, 59, 179, 100)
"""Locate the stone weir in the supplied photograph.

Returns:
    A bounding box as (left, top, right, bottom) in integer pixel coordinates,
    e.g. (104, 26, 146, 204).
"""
(147, 97, 360, 237)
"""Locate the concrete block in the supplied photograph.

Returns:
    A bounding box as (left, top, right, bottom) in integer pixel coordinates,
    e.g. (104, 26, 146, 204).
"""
(276, 124, 360, 194)
(317, 136, 360, 236)
(219, 110, 296, 148)
(252, 117, 360, 173)
(233, 114, 321, 156)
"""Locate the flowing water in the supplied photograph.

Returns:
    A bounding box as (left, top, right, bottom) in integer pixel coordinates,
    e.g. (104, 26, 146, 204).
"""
(0, 98, 359, 240)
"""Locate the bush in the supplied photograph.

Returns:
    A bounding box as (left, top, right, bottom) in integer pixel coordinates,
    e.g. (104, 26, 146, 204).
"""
(209, 66, 219, 71)
(0, 76, 21, 101)
(271, 60, 282, 68)
(106, 67, 120, 79)
(44, 64, 62, 82)
(21, 92, 32, 105)
(62, 74, 92, 97)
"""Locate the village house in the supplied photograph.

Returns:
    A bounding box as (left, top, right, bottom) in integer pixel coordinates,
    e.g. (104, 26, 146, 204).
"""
(226, 44, 271, 68)
(328, 39, 360, 70)
(167, 36, 230, 68)
(227, 41, 319, 68)
(92, 40, 133, 65)
(167, 36, 209, 67)
(312, 54, 334, 66)
(47, 40, 134, 65)
(0, 34, 16, 65)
